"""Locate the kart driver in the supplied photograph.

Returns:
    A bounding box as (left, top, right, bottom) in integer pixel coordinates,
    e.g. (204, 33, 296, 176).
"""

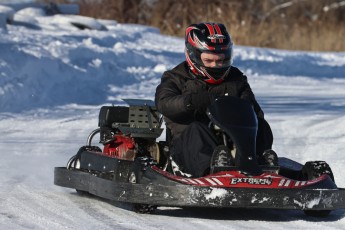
(155, 22, 276, 177)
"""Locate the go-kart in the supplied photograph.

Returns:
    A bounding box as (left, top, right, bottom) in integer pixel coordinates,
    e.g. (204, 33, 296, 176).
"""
(54, 96, 345, 217)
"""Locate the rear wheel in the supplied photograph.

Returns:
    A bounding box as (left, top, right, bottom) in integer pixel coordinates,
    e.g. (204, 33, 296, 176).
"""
(132, 203, 157, 214)
(129, 159, 157, 214)
(302, 161, 335, 217)
(76, 189, 90, 196)
(68, 146, 102, 195)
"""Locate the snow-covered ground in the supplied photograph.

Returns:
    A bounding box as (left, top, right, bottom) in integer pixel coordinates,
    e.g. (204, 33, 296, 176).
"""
(0, 4, 345, 230)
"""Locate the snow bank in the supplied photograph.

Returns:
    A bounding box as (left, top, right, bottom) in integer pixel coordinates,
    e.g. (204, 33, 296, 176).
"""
(2, 2, 79, 14)
(0, 5, 14, 29)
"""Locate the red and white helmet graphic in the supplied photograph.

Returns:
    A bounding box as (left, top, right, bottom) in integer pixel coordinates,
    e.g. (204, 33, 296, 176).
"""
(185, 22, 233, 84)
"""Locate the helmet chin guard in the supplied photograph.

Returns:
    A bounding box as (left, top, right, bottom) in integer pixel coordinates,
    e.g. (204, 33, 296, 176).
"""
(201, 66, 231, 84)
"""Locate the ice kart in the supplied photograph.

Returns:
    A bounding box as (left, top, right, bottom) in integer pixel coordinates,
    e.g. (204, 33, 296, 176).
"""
(54, 96, 345, 217)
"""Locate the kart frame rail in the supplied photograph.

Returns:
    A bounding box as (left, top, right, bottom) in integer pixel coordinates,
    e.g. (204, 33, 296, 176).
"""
(54, 167, 345, 211)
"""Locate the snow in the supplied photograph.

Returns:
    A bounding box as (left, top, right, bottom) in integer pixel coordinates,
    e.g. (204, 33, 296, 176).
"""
(204, 188, 228, 200)
(0, 5, 13, 28)
(0, 3, 345, 230)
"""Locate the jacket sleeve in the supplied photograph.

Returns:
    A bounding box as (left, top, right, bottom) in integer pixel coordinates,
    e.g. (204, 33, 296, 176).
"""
(155, 71, 195, 123)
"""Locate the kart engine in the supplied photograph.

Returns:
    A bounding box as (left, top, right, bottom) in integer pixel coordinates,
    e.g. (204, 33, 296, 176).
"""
(98, 100, 163, 162)
(102, 134, 160, 162)
(103, 135, 136, 160)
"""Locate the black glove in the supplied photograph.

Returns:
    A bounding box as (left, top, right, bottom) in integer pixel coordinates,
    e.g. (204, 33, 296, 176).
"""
(183, 79, 207, 94)
(208, 84, 226, 96)
(188, 91, 215, 112)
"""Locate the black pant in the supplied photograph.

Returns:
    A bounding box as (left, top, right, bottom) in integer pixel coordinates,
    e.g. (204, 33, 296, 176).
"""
(171, 122, 218, 177)
(171, 118, 273, 177)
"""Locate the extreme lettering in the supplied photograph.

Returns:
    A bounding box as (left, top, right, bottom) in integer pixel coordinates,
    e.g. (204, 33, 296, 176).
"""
(230, 177, 272, 185)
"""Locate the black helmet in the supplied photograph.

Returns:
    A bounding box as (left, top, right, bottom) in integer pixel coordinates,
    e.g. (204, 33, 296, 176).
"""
(185, 22, 233, 84)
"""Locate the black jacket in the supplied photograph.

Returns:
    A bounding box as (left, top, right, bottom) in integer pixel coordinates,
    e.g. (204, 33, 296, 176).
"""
(155, 61, 263, 139)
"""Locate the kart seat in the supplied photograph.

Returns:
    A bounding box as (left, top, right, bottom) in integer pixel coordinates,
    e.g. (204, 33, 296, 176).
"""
(98, 106, 129, 128)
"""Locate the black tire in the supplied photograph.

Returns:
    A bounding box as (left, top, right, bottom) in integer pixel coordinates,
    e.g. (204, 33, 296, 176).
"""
(76, 189, 90, 196)
(73, 146, 102, 194)
(67, 146, 102, 169)
(301, 161, 335, 217)
(129, 159, 157, 214)
(132, 203, 157, 214)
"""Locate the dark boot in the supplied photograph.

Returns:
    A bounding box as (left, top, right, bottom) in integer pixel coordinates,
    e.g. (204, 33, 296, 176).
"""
(260, 149, 279, 166)
(210, 145, 233, 174)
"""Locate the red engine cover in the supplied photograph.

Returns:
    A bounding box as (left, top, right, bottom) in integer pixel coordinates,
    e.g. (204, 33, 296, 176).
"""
(103, 135, 136, 160)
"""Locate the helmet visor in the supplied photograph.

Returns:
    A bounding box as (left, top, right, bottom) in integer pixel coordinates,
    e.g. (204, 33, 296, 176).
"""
(197, 49, 232, 81)
(196, 49, 232, 69)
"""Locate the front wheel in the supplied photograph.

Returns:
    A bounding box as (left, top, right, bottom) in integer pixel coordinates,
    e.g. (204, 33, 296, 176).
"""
(302, 161, 335, 217)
